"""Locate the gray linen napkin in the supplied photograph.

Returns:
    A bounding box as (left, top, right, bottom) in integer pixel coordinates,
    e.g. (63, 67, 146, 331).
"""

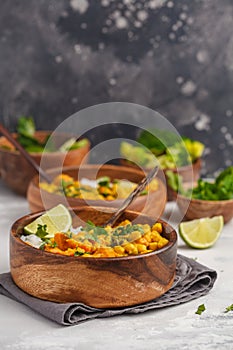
(0, 254, 217, 326)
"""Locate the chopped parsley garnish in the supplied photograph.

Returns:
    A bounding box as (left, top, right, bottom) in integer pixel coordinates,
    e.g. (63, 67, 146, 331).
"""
(97, 176, 111, 187)
(35, 224, 48, 239)
(74, 248, 89, 256)
(39, 238, 57, 250)
(113, 224, 144, 236)
(16, 116, 55, 152)
(39, 242, 46, 250)
(81, 221, 108, 242)
(195, 304, 206, 315)
(224, 304, 233, 313)
(167, 166, 233, 200)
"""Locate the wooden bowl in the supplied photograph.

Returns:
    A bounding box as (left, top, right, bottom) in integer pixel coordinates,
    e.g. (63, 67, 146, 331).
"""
(120, 158, 202, 201)
(176, 192, 233, 224)
(0, 131, 90, 196)
(27, 164, 167, 219)
(10, 206, 177, 308)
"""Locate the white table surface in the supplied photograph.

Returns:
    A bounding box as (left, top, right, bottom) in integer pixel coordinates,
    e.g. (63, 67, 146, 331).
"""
(0, 179, 233, 350)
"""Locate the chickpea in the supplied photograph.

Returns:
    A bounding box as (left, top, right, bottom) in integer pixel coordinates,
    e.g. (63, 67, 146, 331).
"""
(151, 231, 162, 242)
(144, 233, 152, 243)
(106, 195, 115, 200)
(143, 224, 151, 234)
(152, 222, 163, 233)
(149, 242, 158, 250)
(136, 244, 147, 253)
(124, 243, 138, 255)
(114, 246, 125, 255)
(128, 230, 142, 242)
(136, 237, 148, 245)
(158, 237, 169, 249)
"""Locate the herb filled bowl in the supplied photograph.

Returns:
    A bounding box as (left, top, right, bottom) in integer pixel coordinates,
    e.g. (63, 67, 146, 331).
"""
(10, 205, 177, 308)
(0, 117, 90, 195)
(169, 166, 233, 223)
(27, 164, 167, 219)
(120, 128, 204, 200)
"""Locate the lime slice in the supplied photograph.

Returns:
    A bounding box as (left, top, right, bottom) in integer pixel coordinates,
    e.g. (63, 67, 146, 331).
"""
(24, 204, 72, 237)
(179, 216, 224, 249)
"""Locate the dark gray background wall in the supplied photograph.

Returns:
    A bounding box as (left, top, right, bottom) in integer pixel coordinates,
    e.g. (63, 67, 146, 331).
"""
(0, 0, 232, 176)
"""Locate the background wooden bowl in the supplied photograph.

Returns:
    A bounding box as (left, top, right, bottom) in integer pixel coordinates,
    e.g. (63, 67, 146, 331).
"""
(120, 158, 202, 201)
(27, 164, 167, 219)
(176, 192, 233, 224)
(0, 131, 90, 196)
(10, 206, 177, 308)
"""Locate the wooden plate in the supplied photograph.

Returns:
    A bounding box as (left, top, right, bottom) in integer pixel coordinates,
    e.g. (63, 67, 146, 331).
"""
(10, 206, 177, 308)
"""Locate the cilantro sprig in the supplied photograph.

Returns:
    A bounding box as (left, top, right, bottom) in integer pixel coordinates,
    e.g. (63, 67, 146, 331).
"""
(224, 304, 233, 313)
(80, 220, 108, 243)
(35, 224, 48, 239)
(195, 304, 206, 315)
(34, 224, 57, 250)
(113, 224, 144, 236)
(167, 166, 233, 201)
(16, 117, 53, 152)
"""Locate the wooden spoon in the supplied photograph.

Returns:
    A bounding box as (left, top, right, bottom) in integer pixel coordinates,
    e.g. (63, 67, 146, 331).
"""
(0, 123, 52, 183)
(104, 165, 159, 227)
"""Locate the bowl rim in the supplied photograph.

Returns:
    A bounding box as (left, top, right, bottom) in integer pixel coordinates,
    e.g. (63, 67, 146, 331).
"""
(11, 206, 177, 262)
(28, 163, 167, 205)
(0, 131, 90, 156)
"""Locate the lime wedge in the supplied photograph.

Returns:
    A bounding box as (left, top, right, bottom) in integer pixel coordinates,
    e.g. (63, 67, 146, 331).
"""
(179, 216, 224, 249)
(24, 204, 72, 237)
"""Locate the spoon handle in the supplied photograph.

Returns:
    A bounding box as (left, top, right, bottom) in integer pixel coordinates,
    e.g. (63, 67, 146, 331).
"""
(104, 165, 159, 227)
(0, 123, 52, 183)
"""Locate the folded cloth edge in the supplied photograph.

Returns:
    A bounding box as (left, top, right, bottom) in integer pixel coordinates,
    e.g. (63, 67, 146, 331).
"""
(0, 254, 217, 326)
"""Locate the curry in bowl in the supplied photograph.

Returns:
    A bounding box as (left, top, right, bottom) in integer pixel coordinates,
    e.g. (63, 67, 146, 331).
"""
(10, 206, 177, 307)
(39, 173, 159, 201)
(27, 165, 167, 218)
(21, 205, 169, 258)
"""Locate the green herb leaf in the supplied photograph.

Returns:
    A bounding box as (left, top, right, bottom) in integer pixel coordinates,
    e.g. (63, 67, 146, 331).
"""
(68, 138, 89, 150)
(35, 224, 48, 239)
(120, 142, 157, 167)
(82, 221, 108, 238)
(17, 134, 44, 150)
(17, 116, 35, 137)
(16, 116, 48, 153)
(74, 250, 85, 256)
(137, 128, 180, 156)
(191, 166, 233, 200)
(86, 220, 95, 226)
(195, 304, 206, 315)
(39, 242, 46, 250)
(140, 189, 148, 195)
(224, 304, 233, 313)
(113, 224, 144, 236)
(74, 248, 89, 256)
(97, 176, 111, 187)
(166, 170, 184, 194)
